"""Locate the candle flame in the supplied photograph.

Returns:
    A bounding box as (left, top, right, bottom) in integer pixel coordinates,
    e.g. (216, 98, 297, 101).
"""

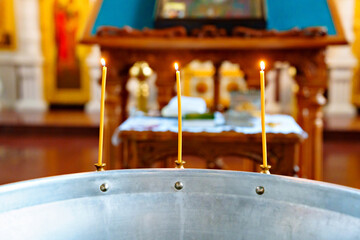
(260, 61, 265, 71)
(174, 62, 179, 71)
(101, 58, 106, 67)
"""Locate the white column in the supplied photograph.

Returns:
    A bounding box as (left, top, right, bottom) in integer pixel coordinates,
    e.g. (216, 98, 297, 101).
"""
(265, 62, 296, 114)
(265, 67, 280, 114)
(14, 0, 47, 111)
(84, 0, 102, 112)
(0, 55, 17, 109)
(325, 0, 357, 115)
(85, 46, 102, 113)
(278, 63, 296, 114)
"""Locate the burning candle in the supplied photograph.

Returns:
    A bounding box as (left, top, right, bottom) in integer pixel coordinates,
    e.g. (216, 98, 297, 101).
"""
(260, 61, 270, 174)
(97, 58, 107, 170)
(174, 62, 183, 168)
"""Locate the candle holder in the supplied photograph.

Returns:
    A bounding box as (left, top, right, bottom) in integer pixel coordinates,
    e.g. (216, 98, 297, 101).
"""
(260, 164, 271, 174)
(175, 160, 186, 169)
(94, 163, 106, 171)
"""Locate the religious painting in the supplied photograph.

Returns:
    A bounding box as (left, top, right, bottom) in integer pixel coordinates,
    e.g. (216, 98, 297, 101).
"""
(54, 0, 81, 89)
(161, 2, 186, 18)
(0, 0, 16, 49)
(40, 0, 92, 105)
(158, 0, 265, 19)
(155, 0, 266, 32)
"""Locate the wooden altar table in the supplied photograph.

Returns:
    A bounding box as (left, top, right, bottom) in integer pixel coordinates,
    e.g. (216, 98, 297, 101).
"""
(113, 114, 306, 175)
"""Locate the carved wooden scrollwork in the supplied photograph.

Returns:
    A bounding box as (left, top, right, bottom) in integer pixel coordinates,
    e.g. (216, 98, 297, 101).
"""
(97, 25, 328, 39)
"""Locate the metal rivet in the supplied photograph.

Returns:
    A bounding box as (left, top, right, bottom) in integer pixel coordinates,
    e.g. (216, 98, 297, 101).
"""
(174, 181, 183, 191)
(100, 183, 109, 192)
(256, 186, 265, 195)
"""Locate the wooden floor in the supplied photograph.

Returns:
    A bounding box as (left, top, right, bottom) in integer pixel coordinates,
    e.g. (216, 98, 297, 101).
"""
(0, 135, 97, 184)
(323, 114, 360, 189)
(0, 110, 359, 189)
(0, 110, 99, 184)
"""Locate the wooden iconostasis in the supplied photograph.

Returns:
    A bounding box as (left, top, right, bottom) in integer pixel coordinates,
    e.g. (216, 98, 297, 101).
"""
(39, 0, 94, 106)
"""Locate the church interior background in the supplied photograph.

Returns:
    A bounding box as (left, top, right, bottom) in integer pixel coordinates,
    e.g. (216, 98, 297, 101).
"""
(0, 0, 359, 189)
(1, 0, 360, 238)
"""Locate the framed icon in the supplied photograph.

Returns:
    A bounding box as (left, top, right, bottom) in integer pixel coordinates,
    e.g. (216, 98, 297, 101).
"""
(155, 0, 267, 33)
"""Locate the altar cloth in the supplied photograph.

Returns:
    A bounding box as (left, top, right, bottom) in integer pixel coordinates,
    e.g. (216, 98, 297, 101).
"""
(117, 114, 306, 136)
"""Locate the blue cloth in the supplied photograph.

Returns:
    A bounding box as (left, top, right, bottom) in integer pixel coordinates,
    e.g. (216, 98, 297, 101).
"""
(92, 0, 336, 35)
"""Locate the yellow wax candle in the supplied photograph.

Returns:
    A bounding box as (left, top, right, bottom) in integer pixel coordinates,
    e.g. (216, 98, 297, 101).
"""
(260, 60, 268, 172)
(175, 62, 182, 167)
(98, 58, 107, 167)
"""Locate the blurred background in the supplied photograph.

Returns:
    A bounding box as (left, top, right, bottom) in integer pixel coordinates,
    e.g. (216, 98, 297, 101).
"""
(0, 0, 359, 189)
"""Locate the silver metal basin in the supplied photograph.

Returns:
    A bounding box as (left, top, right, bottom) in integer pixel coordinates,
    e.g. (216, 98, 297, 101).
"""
(0, 169, 359, 240)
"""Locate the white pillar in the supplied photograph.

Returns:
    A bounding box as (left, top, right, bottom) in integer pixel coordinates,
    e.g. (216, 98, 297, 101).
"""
(14, 0, 47, 111)
(265, 68, 280, 114)
(326, 65, 357, 115)
(325, 0, 357, 115)
(84, 0, 102, 113)
(85, 46, 102, 113)
(0, 55, 17, 109)
(265, 62, 296, 114)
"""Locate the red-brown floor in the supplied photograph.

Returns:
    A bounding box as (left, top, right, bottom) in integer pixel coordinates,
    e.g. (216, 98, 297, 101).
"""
(0, 135, 97, 184)
(0, 110, 99, 184)
(323, 113, 360, 189)
(0, 110, 359, 189)
(323, 139, 360, 189)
